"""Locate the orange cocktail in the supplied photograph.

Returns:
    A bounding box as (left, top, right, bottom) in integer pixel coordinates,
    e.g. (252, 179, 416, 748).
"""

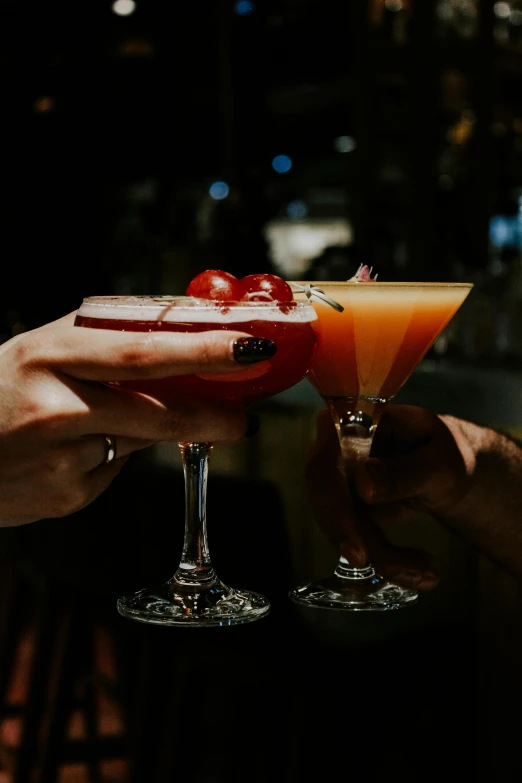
(294, 281, 471, 405)
(288, 278, 473, 612)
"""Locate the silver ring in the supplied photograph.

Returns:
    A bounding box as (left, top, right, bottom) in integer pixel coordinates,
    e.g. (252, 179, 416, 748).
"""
(103, 435, 117, 465)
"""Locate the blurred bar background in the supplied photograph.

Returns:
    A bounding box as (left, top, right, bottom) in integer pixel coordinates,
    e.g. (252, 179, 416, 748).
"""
(1, 1, 522, 781)
(1, 0, 522, 367)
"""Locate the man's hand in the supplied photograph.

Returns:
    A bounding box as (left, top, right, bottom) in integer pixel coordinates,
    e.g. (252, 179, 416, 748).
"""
(306, 405, 476, 591)
(307, 403, 522, 584)
(354, 404, 474, 518)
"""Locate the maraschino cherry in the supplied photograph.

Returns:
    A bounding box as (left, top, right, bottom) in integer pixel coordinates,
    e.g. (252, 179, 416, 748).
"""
(186, 269, 243, 301)
(186, 269, 294, 303)
(239, 273, 294, 302)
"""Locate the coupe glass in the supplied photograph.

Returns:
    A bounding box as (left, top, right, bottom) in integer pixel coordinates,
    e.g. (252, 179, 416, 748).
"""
(287, 281, 473, 611)
(75, 295, 317, 627)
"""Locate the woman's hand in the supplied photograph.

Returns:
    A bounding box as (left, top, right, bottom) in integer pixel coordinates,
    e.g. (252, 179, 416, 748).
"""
(0, 312, 269, 527)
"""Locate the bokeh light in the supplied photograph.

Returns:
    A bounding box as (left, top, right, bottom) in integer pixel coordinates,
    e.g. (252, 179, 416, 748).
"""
(490, 215, 519, 248)
(33, 96, 55, 113)
(234, 1, 255, 15)
(209, 181, 230, 200)
(272, 155, 292, 173)
(385, 0, 403, 11)
(112, 0, 136, 17)
(286, 200, 308, 219)
(334, 135, 357, 153)
(493, 2, 511, 20)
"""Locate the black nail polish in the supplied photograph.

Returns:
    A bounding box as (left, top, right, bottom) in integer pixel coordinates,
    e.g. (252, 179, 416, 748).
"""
(245, 412, 260, 438)
(233, 337, 277, 364)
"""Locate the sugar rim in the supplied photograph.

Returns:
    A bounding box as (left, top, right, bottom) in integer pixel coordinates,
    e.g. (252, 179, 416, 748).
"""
(290, 281, 473, 288)
(81, 295, 316, 307)
(77, 295, 317, 323)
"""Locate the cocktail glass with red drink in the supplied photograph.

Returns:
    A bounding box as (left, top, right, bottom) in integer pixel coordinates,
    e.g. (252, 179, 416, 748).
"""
(288, 276, 473, 611)
(75, 289, 317, 626)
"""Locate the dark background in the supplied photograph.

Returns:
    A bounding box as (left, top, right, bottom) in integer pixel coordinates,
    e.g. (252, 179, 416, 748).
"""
(1, 2, 522, 781)
(2, 0, 522, 367)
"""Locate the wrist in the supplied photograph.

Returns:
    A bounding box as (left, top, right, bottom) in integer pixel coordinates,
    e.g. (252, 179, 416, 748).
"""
(433, 416, 521, 524)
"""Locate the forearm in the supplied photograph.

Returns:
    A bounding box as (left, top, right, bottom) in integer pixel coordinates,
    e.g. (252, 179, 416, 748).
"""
(437, 416, 522, 577)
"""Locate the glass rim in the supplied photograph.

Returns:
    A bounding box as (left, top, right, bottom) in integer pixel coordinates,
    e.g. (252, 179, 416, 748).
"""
(80, 295, 314, 309)
(290, 281, 474, 288)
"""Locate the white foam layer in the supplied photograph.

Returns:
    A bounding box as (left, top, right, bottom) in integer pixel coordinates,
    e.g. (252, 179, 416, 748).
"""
(77, 296, 317, 324)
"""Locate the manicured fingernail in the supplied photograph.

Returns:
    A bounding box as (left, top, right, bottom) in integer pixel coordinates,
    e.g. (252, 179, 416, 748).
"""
(245, 412, 260, 438)
(233, 337, 277, 364)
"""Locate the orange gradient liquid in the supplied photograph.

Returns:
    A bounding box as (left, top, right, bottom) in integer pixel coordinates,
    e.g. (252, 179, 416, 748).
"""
(75, 303, 317, 406)
(293, 282, 472, 401)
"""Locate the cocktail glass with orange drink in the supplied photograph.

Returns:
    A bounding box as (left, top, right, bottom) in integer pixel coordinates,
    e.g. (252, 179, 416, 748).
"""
(75, 287, 317, 627)
(288, 274, 473, 611)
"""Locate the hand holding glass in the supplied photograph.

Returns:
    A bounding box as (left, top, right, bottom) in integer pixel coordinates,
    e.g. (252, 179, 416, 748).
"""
(288, 281, 472, 611)
(75, 295, 317, 627)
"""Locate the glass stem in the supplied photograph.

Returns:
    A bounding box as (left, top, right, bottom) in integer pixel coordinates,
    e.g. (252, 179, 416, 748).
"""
(170, 442, 220, 589)
(333, 409, 376, 581)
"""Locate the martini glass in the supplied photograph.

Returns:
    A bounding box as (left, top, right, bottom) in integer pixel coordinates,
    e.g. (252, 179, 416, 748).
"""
(75, 295, 317, 627)
(287, 280, 473, 611)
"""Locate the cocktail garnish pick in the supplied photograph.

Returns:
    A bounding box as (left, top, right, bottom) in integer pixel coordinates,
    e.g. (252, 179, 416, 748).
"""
(289, 283, 344, 313)
(350, 264, 378, 281)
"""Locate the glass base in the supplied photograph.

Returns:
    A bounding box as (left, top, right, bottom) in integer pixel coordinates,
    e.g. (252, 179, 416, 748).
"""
(117, 581, 271, 628)
(289, 570, 418, 612)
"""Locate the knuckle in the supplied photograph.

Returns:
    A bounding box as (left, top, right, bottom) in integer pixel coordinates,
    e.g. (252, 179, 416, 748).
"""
(23, 395, 77, 435)
(118, 336, 160, 375)
(48, 484, 91, 518)
(216, 411, 248, 442)
(157, 406, 198, 443)
(197, 334, 223, 365)
(163, 403, 245, 443)
(156, 405, 185, 435)
(52, 447, 83, 475)
(11, 332, 58, 373)
(9, 336, 40, 374)
(40, 449, 76, 482)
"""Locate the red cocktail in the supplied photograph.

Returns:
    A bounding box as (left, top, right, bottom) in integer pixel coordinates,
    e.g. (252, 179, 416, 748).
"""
(75, 296, 317, 406)
(74, 294, 317, 627)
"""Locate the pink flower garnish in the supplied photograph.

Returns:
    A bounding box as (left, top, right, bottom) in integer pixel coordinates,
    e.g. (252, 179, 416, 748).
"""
(350, 264, 378, 282)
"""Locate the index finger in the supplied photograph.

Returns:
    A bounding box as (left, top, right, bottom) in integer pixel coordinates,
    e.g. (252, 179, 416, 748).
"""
(38, 312, 78, 329)
(23, 326, 274, 382)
